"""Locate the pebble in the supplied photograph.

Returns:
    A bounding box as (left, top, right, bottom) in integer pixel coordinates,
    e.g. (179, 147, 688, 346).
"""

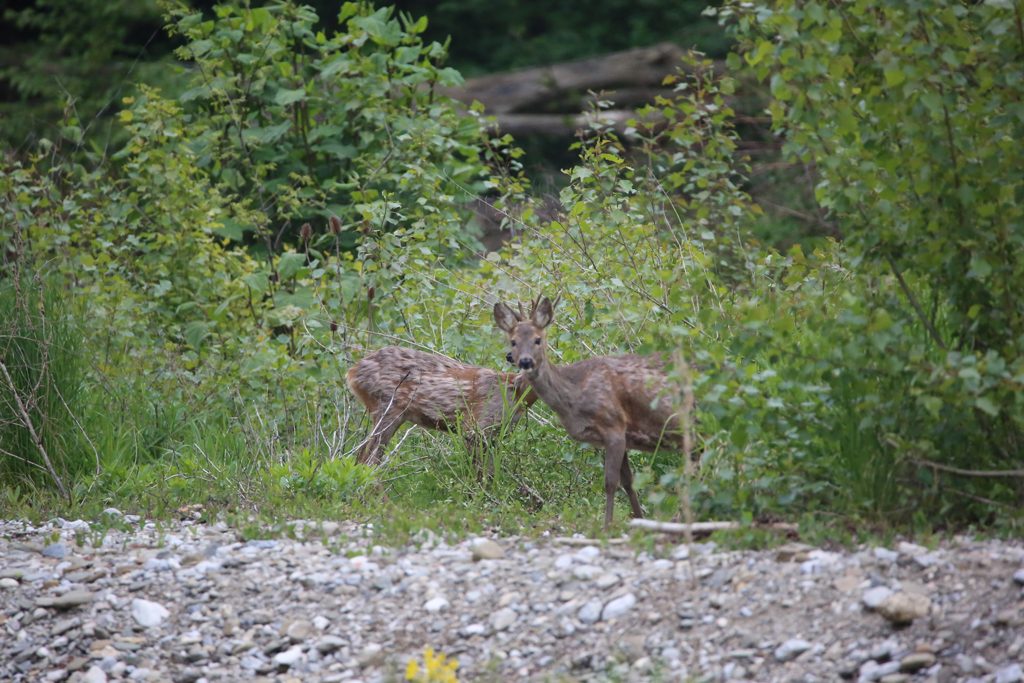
(996, 664, 1024, 683)
(1014, 569, 1024, 585)
(578, 599, 603, 624)
(491, 608, 517, 632)
(81, 666, 108, 683)
(38, 590, 95, 610)
(877, 592, 930, 625)
(424, 596, 449, 613)
(314, 635, 344, 654)
(42, 543, 67, 559)
(273, 645, 304, 667)
(601, 593, 636, 621)
(470, 539, 505, 561)
(131, 598, 170, 628)
(1, 518, 1021, 682)
(862, 586, 893, 610)
(774, 638, 812, 662)
(899, 652, 936, 672)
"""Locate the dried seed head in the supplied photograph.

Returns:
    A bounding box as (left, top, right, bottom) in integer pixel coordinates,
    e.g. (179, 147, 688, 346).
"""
(367, 286, 375, 301)
(300, 222, 312, 243)
(330, 321, 338, 332)
(329, 215, 342, 234)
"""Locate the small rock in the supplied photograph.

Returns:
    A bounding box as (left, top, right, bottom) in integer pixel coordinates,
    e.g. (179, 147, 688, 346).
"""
(877, 592, 931, 625)
(595, 573, 621, 590)
(314, 636, 345, 654)
(459, 623, 489, 637)
(0, 577, 18, 589)
(776, 543, 813, 562)
(491, 608, 516, 632)
(899, 652, 936, 673)
(423, 597, 449, 613)
(101, 508, 123, 518)
(470, 539, 505, 561)
(602, 593, 636, 621)
(879, 675, 909, 683)
(1015, 569, 1024, 586)
(873, 547, 900, 563)
(285, 620, 314, 642)
(42, 543, 67, 559)
(996, 664, 1024, 683)
(672, 545, 691, 560)
(774, 638, 812, 662)
(578, 599, 603, 624)
(862, 586, 894, 610)
(273, 645, 305, 668)
(356, 643, 384, 668)
(81, 666, 107, 683)
(131, 598, 170, 628)
(39, 590, 95, 610)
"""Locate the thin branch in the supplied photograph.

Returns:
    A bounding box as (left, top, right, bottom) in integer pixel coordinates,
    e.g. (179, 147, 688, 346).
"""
(0, 358, 69, 501)
(913, 458, 1024, 478)
(885, 254, 948, 350)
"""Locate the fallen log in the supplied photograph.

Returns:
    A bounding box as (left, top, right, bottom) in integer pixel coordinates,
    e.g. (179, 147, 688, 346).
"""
(628, 519, 799, 535)
(443, 42, 717, 114)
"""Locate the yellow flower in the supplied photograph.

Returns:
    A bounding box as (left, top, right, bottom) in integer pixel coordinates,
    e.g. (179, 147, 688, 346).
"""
(405, 659, 419, 681)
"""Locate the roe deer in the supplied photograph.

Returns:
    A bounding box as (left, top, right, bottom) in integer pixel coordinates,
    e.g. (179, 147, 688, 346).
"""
(346, 346, 535, 476)
(494, 296, 685, 528)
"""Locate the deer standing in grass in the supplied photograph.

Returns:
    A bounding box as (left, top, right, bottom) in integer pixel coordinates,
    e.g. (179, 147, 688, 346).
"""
(494, 296, 685, 528)
(346, 346, 535, 477)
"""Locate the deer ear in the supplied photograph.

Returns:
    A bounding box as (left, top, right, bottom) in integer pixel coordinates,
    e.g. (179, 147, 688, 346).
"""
(533, 297, 554, 328)
(493, 302, 520, 332)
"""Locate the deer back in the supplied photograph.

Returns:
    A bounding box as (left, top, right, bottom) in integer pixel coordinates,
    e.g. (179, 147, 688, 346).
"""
(346, 346, 530, 432)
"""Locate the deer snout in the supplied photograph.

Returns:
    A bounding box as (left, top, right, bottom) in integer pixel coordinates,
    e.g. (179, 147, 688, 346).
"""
(518, 357, 535, 371)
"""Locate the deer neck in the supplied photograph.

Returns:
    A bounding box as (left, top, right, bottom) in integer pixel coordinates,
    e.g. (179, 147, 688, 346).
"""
(529, 359, 577, 417)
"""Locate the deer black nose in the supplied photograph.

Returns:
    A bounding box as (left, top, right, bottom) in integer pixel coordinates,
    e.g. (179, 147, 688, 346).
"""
(518, 357, 534, 370)
(506, 352, 514, 365)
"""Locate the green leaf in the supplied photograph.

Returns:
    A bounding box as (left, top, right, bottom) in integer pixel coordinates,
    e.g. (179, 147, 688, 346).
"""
(974, 396, 999, 417)
(274, 87, 306, 106)
(278, 252, 307, 281)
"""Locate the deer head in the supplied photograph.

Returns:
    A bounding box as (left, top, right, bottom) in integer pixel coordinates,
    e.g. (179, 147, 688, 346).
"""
(494, 296, 558, 377)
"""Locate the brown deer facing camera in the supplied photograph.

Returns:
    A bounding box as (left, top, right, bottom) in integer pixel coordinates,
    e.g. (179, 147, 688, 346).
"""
(346, 346, 535, 476)
(494, 296, 685, 529)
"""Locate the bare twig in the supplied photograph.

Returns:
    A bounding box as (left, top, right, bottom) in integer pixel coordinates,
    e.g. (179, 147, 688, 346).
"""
(913, 458, 1024, 478)
(0, 358, 69, 501)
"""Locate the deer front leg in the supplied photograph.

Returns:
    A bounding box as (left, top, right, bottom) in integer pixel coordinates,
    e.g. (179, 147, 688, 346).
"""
(358, 409, 403, 466)
(619, 454, 644, 519)
(603, 435, 627, 530)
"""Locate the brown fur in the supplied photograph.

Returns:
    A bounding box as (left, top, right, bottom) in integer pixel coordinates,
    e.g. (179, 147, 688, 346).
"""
(346, 346, 535, 473)
(495, 297, 683, 528)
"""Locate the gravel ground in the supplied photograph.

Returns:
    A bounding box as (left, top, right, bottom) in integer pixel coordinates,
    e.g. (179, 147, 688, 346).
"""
(2, 513, 1023, 682)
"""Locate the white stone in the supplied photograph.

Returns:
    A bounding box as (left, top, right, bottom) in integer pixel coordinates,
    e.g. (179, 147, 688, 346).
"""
(996, 664, 1024, 683)
(81, 666, 108, 683)
(491, 608, 517, 632)
(602, 593, 637, 621)
(774, 638, 812, 662)
(0, 577, 17, 589)
(671, 545, 691, 560)
(273, 645, 305, 667)
(424, 596, 449, 613)
(873, 547, 899, 563)
(861, 586, 893, 610)
(572, 565, 602, 580)
(130, 598, 169, 628)
(578, 599, 603, 624)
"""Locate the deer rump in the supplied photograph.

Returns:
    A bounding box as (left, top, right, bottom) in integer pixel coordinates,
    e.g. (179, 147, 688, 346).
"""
(346, 346, 530, 466)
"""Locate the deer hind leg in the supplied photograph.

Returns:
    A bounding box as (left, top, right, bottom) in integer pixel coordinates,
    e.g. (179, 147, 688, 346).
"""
(619, 454, 644, 519)
(358, 408, 404, 466)
(463, 432, 495, 484)
(602, 435, 627, 530)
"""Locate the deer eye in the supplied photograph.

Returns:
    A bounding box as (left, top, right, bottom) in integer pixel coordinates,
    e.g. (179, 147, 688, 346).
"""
(534, 337, 541, 345)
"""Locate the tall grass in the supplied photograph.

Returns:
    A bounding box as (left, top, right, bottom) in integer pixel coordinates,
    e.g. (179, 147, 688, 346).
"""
(0, 274, 89, 497)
